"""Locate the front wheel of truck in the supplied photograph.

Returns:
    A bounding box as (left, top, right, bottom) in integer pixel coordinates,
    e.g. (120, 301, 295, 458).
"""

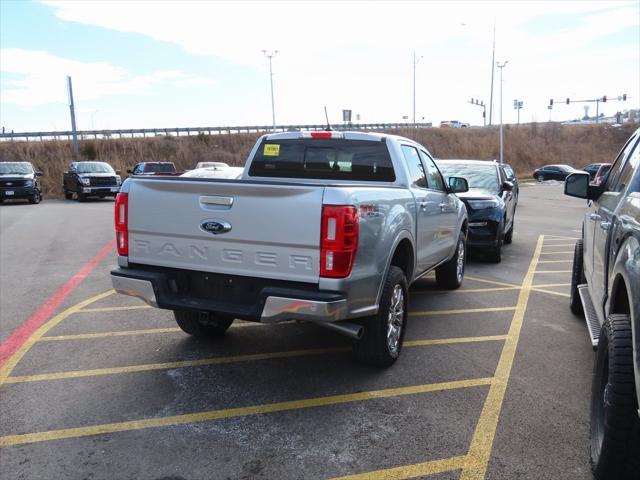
(352, 266, 408, 368)
(174, 310, 234, 337)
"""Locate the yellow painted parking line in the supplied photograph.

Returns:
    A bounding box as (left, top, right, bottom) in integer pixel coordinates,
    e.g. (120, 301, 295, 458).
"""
(0, 377, 493, 446)
(539, 251, 573, 255)
(537, 260, 572, 264)
(532, 288, 570, 298)
(463, 276, 519, 288)
(534, 270, 571, 274)
(76, 305, 152, 313)
(38, 328, 182, 342)
(532, 283, 569, 288)
(410, 306, 516, 317)
(331, 454, 467, 480)
(6, 335, 506, 385)
(460, 235, 543, 479)
(0, 290, 115, 386)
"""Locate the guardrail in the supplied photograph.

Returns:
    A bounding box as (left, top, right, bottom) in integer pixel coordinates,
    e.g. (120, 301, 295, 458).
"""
(0, 123, 433, 142)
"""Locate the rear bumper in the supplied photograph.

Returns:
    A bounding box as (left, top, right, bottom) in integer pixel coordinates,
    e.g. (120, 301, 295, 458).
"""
(110, 266, 348, 324)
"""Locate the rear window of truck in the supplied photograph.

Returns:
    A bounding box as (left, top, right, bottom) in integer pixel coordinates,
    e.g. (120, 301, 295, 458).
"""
(248, 138, 396, 181)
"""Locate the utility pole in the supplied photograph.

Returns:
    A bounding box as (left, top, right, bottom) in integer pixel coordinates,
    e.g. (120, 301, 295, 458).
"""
(496, 60, 508, 164)
(413, 52, 423, 128)
(262, 50, 278, 132)
(488, 19, 496, 126)
(67, 76, 80, 159)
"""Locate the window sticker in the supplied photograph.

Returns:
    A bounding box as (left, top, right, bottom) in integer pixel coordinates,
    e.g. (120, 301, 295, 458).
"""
(263, 144, 280, 156)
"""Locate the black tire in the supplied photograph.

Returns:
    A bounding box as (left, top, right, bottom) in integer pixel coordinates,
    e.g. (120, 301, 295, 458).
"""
(76, 192, 86, 202)
(352, 266, 408, 367)
(590, 314, 640, 480)
(174, 310, 234, 337)
(570, 240, 585, 315)
(64, 190, 73, 200)
(28, 190, 41, 204)
(538, 174, 545, 182)
(504, 217, 514, 244)
(436, 232, 466, 290)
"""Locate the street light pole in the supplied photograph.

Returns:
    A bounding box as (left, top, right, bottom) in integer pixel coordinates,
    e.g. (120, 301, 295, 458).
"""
(488, 19, 496, 126)
(66, 76, 80, 159)
(413, 52, 423, 128)
(262, 50, 278, 132)
(496, 60, 508, 164)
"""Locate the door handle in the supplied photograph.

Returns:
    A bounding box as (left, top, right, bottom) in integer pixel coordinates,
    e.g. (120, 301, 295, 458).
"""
(589, 213, 601, 221)
(420, 201, 428, 210)
(439, 203, 447, 211)
(600, 221, 611, 231)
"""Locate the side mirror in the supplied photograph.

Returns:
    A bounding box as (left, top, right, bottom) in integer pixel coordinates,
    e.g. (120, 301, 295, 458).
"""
(448, 176, 469, 193)
(564, 172, 592, 199)
(36, 171, 43, 177)
(126, 169, 132, 174)
(502, 181, 514, 191)
(115, 170, 121, 175)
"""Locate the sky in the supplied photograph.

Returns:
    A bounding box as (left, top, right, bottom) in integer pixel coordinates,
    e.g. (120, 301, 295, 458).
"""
(1, 0, 638, 133)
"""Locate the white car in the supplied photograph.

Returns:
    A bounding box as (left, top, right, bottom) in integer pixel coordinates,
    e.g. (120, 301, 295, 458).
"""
(194, 162, 229, 170)
(181, 166, 243, 179)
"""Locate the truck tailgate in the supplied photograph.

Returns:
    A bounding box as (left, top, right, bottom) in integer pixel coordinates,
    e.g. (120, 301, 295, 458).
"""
(127, 179, 324, 283)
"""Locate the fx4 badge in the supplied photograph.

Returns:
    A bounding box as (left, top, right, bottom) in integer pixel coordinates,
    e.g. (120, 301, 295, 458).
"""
(200, 219, 232, 235)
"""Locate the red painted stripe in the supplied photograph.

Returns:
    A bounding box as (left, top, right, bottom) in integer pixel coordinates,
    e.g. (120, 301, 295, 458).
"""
(0, 239, 116, 368)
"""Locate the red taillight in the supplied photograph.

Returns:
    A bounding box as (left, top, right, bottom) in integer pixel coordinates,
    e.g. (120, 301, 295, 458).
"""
(311, 132, 333, 138)
(114, 193, 128, 256)
(320, 205, 359, 278)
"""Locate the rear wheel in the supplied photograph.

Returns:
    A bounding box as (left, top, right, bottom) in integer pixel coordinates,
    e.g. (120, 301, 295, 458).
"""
(352, 266, 408, 367)
(590, 315, 640, 480)
(570, 240, 585, 315)
(436, 232, 466, 290)
(173, 310, 234, 337)
(538, 174, 545, 182)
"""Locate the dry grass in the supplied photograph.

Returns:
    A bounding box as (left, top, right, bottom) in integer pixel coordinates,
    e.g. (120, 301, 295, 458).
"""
(0, 123, 636, 198)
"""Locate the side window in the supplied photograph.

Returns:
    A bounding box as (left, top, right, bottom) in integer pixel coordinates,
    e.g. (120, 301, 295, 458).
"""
(606, 134, 639, 192)
(610, 141, 639, 193)
(401, 145, 427, 188)
(420, 150, 445, 191)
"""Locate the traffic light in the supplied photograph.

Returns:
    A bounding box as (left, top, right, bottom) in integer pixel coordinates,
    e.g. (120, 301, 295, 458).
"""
(623, 93, 627, 101)
(566, 98, 570, 104)
(549, 99, 554, 107)
(602, 95, 607, 102)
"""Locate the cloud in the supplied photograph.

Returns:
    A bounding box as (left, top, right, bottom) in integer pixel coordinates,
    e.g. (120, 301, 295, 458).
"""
(0, 48, 213, 106)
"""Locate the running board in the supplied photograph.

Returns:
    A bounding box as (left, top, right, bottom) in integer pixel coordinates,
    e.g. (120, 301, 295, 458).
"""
(578, 284, 600, 349)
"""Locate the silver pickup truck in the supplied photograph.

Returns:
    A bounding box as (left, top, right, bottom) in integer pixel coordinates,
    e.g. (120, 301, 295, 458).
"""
(565, 127, 639, 480)
(111, 131, 469, 367)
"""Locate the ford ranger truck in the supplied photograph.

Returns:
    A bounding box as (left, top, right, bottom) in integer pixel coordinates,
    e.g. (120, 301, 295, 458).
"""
(111, 131, 469, 367)
(565, 127, 640, 480)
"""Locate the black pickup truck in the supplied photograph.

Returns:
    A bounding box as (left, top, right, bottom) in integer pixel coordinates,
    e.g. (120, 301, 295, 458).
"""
(63, 161, 121, 201)
(565, 127, 640, 480)
(0, 161, 43, 204)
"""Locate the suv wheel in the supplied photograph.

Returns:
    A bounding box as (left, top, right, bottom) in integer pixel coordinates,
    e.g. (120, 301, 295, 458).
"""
(538, 174, 545, 182)
(570, 240, 585, 315)
(352, 266, 408, 367)
(174, 310, 234, 337)
(436, 232, 466, 289)
(590, 314, 640, 480)
(28, 190, 41, 204)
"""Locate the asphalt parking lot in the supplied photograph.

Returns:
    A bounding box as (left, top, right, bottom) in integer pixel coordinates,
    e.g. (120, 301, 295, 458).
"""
(0, 183, 596, 480)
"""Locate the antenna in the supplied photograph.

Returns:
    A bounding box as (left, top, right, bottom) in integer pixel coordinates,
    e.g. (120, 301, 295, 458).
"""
(324, 106, 332, 131)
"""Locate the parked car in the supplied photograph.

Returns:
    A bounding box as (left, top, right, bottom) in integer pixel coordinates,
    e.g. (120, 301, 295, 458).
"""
(63, 161, 121, 201)
(583, 163, 607, 180)
(591, 163, 612, 186)
(127, 162, 180, 176)
(437, 159, 517, 262)
(532, 164, 580, 182)
(111, 131, 470, 367)
(0, 161, 43, 204)
(194, 162, 230, 170)
(440, 120, 470, 128)
(565, 127, 639, 480)
(181, 166, 243, 179)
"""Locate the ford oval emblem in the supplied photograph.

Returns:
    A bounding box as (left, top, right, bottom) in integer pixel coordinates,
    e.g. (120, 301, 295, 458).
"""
(200, 219, 232, 235)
